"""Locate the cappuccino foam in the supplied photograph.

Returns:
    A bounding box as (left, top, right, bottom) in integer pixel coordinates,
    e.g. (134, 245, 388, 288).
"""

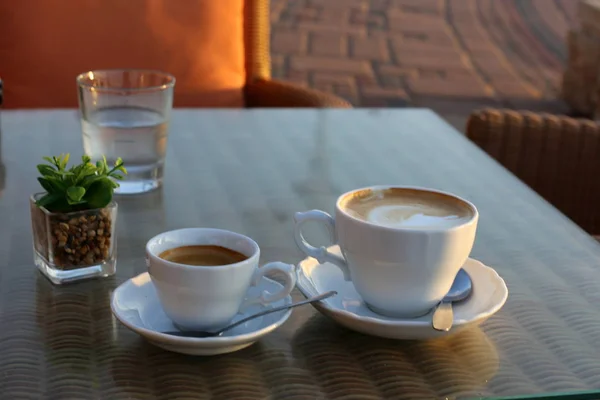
(342, 188, 473, 229)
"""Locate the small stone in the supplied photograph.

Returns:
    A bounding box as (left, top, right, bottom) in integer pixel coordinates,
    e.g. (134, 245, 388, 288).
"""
(50, 210, 115, 269)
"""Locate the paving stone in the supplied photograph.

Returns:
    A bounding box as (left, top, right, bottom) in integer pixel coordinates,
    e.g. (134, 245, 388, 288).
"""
(269, 0, 576, 126)
(350, 36, 389, 61)
(271, 28, 308, 54)
(290, 56, 373, 75)
(310, 33, 347, 57)
(360, 86, 409, 107)
(313, 72, 356, 85)
(407, 75, 491, 98)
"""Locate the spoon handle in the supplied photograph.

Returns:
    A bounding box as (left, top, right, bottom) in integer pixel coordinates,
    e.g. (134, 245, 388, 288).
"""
(214, 290, 338, 335)
(432, 301, 454, 332)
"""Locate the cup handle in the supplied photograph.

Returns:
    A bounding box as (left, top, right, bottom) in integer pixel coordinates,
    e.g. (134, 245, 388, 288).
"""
(239, 262, 297, 311)
(293, 210, 351, 281)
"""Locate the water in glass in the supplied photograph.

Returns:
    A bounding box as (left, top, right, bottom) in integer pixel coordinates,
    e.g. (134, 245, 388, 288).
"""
(82, 106, 169, 194)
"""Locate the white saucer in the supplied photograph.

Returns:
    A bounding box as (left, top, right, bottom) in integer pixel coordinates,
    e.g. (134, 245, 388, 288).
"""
(111, 272, 292, 355)
(296, 245, 508, 340)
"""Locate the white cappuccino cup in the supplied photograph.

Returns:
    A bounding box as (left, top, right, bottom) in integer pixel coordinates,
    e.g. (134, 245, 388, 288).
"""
(293, 186, 478, 318)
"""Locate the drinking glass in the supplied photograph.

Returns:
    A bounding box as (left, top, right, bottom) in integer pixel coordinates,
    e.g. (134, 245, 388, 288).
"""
(77, 69, 175, 194)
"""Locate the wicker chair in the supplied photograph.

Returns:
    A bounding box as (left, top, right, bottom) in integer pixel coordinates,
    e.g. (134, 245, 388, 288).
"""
(0, 0, 350, 109)
(466, 109, 600, 236)
(243, 0, 350, 108)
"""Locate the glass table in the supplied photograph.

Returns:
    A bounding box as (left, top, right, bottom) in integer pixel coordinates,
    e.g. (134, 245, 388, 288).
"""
(1, 109, 600, 399)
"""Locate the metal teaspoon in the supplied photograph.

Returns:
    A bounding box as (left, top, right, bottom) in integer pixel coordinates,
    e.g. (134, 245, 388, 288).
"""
(161, 290, 338, 338)
(432, 269, 473, 332)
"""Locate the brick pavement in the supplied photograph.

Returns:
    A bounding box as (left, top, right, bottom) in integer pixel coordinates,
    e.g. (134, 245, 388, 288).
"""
(270, 0, 577, 131)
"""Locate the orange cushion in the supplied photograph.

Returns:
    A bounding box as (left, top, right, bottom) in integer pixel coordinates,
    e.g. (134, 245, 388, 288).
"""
(0, 0, 246, 108)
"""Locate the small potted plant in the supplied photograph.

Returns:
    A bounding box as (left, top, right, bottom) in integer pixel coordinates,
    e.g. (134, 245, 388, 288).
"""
(30, 154, 126, 284)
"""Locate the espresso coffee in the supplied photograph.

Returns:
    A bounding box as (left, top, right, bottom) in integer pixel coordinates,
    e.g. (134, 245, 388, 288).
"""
(159, 245, 248, 266)
(341, 188, 473, 229)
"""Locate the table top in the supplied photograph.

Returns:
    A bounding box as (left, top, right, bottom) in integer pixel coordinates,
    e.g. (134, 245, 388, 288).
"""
(1, 108, 600, 400)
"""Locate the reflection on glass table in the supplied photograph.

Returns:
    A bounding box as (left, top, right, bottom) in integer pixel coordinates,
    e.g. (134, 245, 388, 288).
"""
(0, 112, 5, 198)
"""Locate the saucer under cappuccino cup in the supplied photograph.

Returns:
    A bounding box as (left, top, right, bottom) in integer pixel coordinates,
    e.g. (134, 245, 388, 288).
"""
(293, 186, 478, 318)
(146, 228, 297, 331)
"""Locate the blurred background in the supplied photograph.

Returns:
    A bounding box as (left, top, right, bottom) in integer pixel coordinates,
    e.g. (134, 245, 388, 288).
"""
(270, 0, 582, 131)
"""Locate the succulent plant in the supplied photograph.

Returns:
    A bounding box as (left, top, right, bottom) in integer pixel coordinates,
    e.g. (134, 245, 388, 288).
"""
(35, 154, 127, 213)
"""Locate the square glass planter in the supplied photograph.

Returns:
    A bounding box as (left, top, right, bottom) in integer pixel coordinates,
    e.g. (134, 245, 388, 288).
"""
(30, 193, 118, 284)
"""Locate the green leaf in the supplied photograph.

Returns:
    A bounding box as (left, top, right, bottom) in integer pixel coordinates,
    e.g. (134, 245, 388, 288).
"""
(80, 174, 104, 189)
(37, 178, 54, 193)
(45, 176, 67, 191)
(84, 178, 113, 209)
(46, 199, 72, 213)
(35, 193, 63, 209)
(75, 164, 96, 184)
(37, 164, 58, 177)
(66, 186, 86, 203)
(112, 174, 124, 180)
(108, 160, 128, 177)
(60, 154, 70, 170)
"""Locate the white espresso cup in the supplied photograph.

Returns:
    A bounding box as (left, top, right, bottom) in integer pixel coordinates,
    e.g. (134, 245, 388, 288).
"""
(146, 228, 297, 331)
(293, 186, 478, 318)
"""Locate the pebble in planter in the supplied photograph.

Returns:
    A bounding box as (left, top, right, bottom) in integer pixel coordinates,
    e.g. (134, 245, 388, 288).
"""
(30, 154, 126, 284)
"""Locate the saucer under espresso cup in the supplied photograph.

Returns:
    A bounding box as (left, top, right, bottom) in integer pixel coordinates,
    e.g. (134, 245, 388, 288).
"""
(146, 228, 297, 331)
(294, 186, 478, 319)
(111, 272, 293, 355)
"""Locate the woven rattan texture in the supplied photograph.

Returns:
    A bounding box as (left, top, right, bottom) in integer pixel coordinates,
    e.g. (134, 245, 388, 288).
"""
(467, 109, 600, 235)
(242, 0, 351, 108)
(1, 110, 600, 399)
(245, 79, 353, 108)
(244, 0, 271, 81)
